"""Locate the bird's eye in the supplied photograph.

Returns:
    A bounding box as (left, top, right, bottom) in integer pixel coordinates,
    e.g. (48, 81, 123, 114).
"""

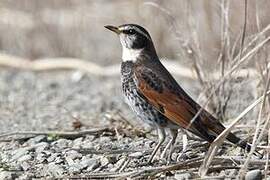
(128, 29, 135, 34)
(123, 29, 136, 35)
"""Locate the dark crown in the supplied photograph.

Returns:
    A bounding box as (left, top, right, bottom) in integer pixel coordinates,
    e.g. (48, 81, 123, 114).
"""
(119, 24, 153, 49)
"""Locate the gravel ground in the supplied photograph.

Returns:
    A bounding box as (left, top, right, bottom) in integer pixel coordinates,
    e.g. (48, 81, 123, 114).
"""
(0, 68, 264, 179)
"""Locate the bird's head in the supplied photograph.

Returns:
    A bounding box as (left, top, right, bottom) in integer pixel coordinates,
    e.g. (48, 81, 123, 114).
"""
(105, 24, 157, 62)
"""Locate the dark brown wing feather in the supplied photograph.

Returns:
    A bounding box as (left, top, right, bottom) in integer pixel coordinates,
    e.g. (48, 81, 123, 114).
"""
(134, 65, 230, 142)
(134, 63, 264, 157)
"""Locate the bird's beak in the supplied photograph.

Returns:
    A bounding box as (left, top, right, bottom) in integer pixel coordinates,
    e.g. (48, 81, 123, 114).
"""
(104, 25, 121, 34)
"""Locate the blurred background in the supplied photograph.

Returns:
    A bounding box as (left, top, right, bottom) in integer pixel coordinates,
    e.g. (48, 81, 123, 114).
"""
(0, 0, 269, 133)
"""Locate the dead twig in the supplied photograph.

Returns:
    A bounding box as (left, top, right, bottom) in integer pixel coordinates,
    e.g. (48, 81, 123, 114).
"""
(238, 70, 270, 178)
(199, 90, 270, 176)
(0, 127, 113, 140)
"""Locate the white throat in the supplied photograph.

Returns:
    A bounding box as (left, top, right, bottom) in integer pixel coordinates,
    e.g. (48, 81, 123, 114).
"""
(122, 46, 142, 62)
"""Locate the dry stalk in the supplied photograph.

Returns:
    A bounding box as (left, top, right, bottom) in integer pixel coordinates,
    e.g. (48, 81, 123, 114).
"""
(188, 35, 270, 130)
(238, 74, 270, 178)
(199, 90, 270, 177)
(0, 127, 113, 140)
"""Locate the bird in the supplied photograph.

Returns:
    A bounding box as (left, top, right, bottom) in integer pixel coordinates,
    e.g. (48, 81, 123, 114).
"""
(105, 24, 259, 163)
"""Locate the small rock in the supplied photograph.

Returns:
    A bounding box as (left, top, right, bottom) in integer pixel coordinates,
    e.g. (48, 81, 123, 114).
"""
(71, 71, 85, 82)
(47, 163, 64, 177)
(100, 156, 110, 167)
(21, 161, 31, 171)
(54, 156, 64, 164)
(85, 135, 95, 141)
(245, 170, 262, 180)
(144, 140, 155, 148)
(65, 150, 82, 160)
(10, 148, 30, 162)
(175, 173, 191, 180)
(0, 171, 13, 180)
(111, 157, 126, 171)
(47, 153, 64, 164)
(68, 164, 82, 174)
(129, 152, 143, 158)
(65, 156, 75, 166)
(81, 158, 100, 171)
(34, 142, 49, 153)
(26, 135, 46, 146)
(52, 139, 70, 149)
(36, 152, 47, 163)
(18, 154, 32, 162)
(72, 137, 83, 148)
(98, 136, 112, 143)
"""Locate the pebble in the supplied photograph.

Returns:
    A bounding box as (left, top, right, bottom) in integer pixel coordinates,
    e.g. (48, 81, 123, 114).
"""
(65, 150, 82, 160)
(0, 171, 13, 180)
(26, 135, 46, 146)
(98, 136, 112, 144)
(65, 156, 75, 166)
(245, 169, 262, 180)
(47, 153, 63, 164)
(52, 139, 70, 149)
(20, 161, 31, 171)
(100, 156, 110, 167)
(72, 137, 83, 148)
(34, 142, 49, 153)
(17, 154, 32, 162)
(68, 164, 82, 174)
(36, 152, 47, 163)
(110, 157, 128, 172)
(47, 163, 65, 177)
(129, 152, 143, 158)
(175, 173, 192, 180)
(81, 158, 100, 171)
(71, 71, 85, 82)
(10, 148, 30, 162)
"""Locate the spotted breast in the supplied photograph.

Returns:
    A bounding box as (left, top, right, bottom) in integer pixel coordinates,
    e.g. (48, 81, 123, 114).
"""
(121, 61, 174, 128)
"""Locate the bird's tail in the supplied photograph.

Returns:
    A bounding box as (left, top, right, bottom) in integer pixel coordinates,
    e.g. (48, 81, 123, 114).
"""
(227, 133, 263, 158)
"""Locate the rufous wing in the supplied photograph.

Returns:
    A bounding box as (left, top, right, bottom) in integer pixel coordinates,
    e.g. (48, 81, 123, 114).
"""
(134, 65, 208, 137)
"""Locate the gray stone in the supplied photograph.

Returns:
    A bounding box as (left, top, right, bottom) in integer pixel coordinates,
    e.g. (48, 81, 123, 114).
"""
(113, 157, 126, 170)
(20, 161, 31, 171)
(245, 170, 262, 180)
(36, 152, 47, 163)
(47, 153, 61, 163)
(34, 142, 49, 153)
(47, 163, 64, 177)
(71, 71, 85, 82)
(72, 137, 83, 148)
(0, 171, 13, 180)
(10, 148, 30, 162)
(17, 154, 32, 162)
(68, 164, 82, 173)
(129, 152, 143, 158)
(81, 158, 100, 171)
(98, 136, 112, 143)
(65, 156, 75, 166)
(175, 173, 191, 180)
(26, 135, 46, 146)
(100, 156, 110, 167)
(54, 156, 64, 164)
(65, 150, 82, 160)
(52, 139, 70, 149)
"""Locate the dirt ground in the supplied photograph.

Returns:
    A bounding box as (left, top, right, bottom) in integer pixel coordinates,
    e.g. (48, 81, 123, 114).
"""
(0, 67, 265, 179)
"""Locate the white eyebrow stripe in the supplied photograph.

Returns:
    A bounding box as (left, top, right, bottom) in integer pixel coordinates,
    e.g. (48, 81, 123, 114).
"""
(119, 26, 151, 40)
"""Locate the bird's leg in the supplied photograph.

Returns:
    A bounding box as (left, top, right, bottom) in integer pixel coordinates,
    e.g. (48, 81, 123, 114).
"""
(160, 129, 178, 163)
(147, 126, 165, 164)
(177, 133, 188, 161)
